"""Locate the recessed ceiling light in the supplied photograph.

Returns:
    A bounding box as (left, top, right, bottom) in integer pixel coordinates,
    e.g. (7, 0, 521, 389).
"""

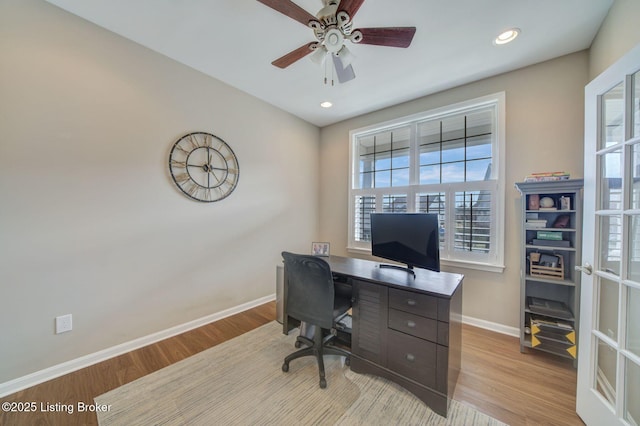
(494, 28, 520, 45)
(320, 101, 333, 108)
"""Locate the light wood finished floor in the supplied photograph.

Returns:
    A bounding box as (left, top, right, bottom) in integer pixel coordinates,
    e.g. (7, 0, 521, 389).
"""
(0, 302, 584, 426)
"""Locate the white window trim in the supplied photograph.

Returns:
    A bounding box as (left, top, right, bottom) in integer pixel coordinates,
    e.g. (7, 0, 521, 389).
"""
(347, 92, 506, 273)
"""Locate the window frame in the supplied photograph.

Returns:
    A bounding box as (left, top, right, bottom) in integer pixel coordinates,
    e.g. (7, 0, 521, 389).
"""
(347, 92, 506, 273)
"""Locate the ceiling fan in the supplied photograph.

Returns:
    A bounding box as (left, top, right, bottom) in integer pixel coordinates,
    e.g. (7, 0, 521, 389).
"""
(257, 0, 416, 84)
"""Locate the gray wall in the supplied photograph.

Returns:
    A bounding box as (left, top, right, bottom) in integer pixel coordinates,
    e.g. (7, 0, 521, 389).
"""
(0, 0, 319, 384)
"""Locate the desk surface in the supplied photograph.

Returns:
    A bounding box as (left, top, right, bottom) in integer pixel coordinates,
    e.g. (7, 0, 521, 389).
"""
(325, 255, 463, 299)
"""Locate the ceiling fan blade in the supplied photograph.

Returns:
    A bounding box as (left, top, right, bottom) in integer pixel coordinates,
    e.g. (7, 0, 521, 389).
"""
(332, 54, 356, 83)
(355, 27, 416, 48)
(338, 0, 366, 19)
(257, 0, 317, 27)
(272, 43, 317, 68)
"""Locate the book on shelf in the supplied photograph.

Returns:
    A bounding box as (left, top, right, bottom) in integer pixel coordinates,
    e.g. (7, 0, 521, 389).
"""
(524, 171, 570, 182)
(527, 224, 547, 229)
(530, 315, 573, 331)
(526, 221, 548, 229)
(536, 231, 563, 240)
(531, 239, 571, 247)
(527, 297, 573, 319)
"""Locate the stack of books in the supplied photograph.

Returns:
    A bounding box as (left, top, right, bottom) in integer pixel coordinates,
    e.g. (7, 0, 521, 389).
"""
(524, 171, 570, 182)
(526, 219, 548, 228)
(532, 230, 570, 247)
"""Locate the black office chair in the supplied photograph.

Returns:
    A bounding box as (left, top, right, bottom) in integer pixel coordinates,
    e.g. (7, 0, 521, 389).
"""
(281, 251, 351, 389)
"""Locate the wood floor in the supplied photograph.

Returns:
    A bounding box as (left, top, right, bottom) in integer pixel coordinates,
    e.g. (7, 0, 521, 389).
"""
(0, 301, 584, 426)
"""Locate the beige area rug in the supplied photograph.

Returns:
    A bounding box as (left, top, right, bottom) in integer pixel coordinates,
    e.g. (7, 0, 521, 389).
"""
(95, 322, 507, 426)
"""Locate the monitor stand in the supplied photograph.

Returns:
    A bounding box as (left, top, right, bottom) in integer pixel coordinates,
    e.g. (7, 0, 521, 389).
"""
(379, 263, 416, 278)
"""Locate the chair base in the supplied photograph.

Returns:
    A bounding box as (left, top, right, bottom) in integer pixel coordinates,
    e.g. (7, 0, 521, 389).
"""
(282, 325, 350, 389)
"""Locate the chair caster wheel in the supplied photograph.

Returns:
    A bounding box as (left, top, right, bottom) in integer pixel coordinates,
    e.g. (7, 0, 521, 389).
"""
(294, 341, 302, 348)
(282, 363, 289, 372)
(319, 378, 327, 389)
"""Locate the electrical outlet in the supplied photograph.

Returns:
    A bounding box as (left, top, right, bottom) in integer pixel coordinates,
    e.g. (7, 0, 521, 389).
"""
(55, 314, 72, 334)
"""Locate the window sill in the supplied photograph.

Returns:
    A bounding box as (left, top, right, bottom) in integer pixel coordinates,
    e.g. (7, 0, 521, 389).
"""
(346, 247, 505, 274)
(440, 258, 505, 274)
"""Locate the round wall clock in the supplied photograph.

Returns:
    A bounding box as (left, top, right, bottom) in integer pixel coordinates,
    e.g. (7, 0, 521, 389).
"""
(168, 132, 239, 202)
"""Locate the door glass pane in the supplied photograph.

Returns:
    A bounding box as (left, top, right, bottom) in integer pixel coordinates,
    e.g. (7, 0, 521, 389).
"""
(629, 215, 640, 281)
(627, 285, 640, 357)
(598, 277, 619, 340)
(633, 71, 640, 138)
(599, 148, 622, 210)
(595, 336, 617, 407)
(598, 215, 622, 276)
(601, 82, 624, 149)
(625, 358, 640, 424)
(631, 144, 640, 209)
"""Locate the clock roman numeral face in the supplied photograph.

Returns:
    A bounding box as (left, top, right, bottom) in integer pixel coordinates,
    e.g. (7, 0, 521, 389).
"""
(168, 132, 240, 202)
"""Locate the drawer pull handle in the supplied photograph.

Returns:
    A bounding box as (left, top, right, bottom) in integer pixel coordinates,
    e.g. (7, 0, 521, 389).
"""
(406, 353, 415, 362)
(406, 320, 416, 328)
(407, 299, 417, 306)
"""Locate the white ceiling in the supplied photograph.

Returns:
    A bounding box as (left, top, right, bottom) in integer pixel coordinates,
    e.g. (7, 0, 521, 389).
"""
(44, 0, 613, 127)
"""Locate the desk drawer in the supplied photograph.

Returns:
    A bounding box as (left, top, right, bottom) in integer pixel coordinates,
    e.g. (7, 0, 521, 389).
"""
(389, 288, 438, 319)
(387, 329, 436, 388)
(388, 308, 437, 342)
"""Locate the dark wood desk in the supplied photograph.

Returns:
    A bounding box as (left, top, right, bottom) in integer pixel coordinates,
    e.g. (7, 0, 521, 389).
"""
(282, 255, 463, 417)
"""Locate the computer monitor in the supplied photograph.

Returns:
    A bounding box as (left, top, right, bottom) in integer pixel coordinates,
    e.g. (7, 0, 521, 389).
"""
(370, 213, 441, 275)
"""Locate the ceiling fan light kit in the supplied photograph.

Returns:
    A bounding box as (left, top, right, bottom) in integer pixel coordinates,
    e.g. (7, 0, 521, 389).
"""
(258, 0, 416, 84)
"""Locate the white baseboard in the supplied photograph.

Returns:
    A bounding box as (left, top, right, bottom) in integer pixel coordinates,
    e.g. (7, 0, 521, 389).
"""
(0, 294, 276, 398)
(462, 314, 520, 338)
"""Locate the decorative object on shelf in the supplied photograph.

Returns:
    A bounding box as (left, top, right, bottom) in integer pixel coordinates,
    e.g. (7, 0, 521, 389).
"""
(169, 132, 239, 203)
(528, 194, 540, 210)
(257, 0, 416, 84)
(311, 242, 330, 256)
(552, 214, 570, 228)
(559, 196, 571, 210)
(539, 196, 555, 208)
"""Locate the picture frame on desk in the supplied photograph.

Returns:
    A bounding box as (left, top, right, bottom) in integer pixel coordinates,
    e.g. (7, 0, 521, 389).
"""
(312, 242, 330, 256)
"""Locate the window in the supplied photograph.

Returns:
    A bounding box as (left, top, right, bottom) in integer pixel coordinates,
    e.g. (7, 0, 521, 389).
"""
(348, 93, 505, 271)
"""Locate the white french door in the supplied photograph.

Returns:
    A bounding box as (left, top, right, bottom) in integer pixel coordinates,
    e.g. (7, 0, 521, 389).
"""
(577, 42, 640, 426)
